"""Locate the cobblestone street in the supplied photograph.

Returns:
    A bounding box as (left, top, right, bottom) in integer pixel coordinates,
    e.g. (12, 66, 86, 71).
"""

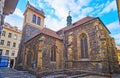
(1, 67, 120, 78)
(0, 67, 36, 78)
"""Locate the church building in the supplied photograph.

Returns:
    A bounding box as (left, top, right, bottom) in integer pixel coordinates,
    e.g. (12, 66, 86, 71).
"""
(17, 2, 119, 77)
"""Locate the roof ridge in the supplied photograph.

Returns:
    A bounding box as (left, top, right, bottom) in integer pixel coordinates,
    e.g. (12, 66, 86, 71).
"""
(43, 27, 56, 32)
(57, 16, 94, 32)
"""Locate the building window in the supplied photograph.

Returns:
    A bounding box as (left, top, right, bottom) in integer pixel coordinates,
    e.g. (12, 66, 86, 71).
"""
(14, 34, 17, 39)
(18, 36, 21, 40)
(80, 33, 88, 58)
(8, 33, 12, 38)
(32, 14, 36, 23)
(11, 51, 15, 56)
(13, 42, 16, 47)
(0, 40, 4, 45)
(5, 50, 9, 55)
(0, 49, 2, 55)
(7, 41, 10, 46)
(51, 46, 56, 62)
(37, 17, 41, 25)
(2, 31, 6, 36)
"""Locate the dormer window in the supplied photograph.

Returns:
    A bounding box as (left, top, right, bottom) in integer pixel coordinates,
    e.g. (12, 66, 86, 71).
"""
(32, 15, 36, 23)
(37, 17, 41, 25)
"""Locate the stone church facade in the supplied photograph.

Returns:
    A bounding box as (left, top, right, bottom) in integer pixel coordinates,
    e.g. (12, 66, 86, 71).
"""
(17, 2, 119, 77)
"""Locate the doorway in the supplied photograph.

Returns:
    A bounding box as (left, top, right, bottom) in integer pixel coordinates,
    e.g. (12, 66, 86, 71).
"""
(10, 59, 14, 68)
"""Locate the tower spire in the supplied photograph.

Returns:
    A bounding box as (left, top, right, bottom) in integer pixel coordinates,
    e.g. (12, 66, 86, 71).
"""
(69, 11, 70, 16)
(67, 11, 72, 26)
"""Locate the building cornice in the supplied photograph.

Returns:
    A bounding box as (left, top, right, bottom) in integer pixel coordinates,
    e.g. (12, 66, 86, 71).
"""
(3, 23, 22, 34)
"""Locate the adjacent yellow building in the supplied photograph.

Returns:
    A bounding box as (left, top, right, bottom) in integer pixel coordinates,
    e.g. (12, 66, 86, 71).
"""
(0, 23, 21, 67)
(0, 0, 18, 34)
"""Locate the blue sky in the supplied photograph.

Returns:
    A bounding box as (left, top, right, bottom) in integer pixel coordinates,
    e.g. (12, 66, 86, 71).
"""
(5, 0, 120, 45)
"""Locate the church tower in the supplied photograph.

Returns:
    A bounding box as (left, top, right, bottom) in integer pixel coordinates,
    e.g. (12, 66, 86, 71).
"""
(23, 1, 45, 42)
(16, 1, 45, 67)
(66, 11, 72, 26)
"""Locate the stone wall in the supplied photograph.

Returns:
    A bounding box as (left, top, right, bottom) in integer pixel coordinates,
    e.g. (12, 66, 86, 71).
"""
(23, 34, 64, 73)
(63, 18, 119, 73)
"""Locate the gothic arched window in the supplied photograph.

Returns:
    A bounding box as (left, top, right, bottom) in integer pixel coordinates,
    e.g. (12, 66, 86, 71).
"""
(80, 33, 88, 58)
(37, 17, 41, 25)
(51, 46, 56, 62)
(32, 15, 36, 23)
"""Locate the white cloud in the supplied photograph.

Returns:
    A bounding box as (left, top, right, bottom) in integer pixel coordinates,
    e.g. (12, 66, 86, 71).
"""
(37, 0, 92, 31)
(4, 0, 93, 31)
(5, 15, 23, 30)
(4, 8, 24, 30)
(100, 0, 117, 14)
(107, 21, 120, 45)
(13, 8, 24, 18)
(107, 21, 120, 31)
(45, 15, 66, 31)
(112, 33, 120, 45)
(4, 0, 119, 33)
(81, 7, 94, 15)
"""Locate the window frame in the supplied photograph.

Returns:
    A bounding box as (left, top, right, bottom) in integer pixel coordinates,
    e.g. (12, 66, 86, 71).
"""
(8, 33, 12, 38)
(7, 41, 10, 46)
(13, 42, 16, 47)
(80, 33, 89, 59)
(32, 14, 36, 23)
(2, 31, 6, 36)
(50, 46, 56, 62)
(14, 34, 17, 40)
(0, 40, 4, 45)
(5, 50, 9, 55)
(37, 17, 41, 25)
(11, 51, 15, 56)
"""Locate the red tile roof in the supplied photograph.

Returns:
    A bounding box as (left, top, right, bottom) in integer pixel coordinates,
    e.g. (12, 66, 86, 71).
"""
(29, 27, 61, 43)
(27, 16, 97, 43)
(57, 16, 94, 34)
(31, 16, 94, 40)
(41, 28, 60, 39)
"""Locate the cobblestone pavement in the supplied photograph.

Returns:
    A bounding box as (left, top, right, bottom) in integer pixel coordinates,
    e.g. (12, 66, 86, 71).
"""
(0, 67, 120, 78)
(41, 73, 120, 78)
(0, 67, 36, 78)
(79, 74, 120, 78)
(112, 74, 120, 78)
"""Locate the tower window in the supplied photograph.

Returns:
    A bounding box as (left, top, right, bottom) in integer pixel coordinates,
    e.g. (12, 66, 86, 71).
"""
(37, 17, 41, 25)
(32, 15, 36, 23)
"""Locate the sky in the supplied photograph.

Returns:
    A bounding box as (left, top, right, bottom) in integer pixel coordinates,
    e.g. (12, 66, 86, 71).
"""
(5, 0, 120, 45)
